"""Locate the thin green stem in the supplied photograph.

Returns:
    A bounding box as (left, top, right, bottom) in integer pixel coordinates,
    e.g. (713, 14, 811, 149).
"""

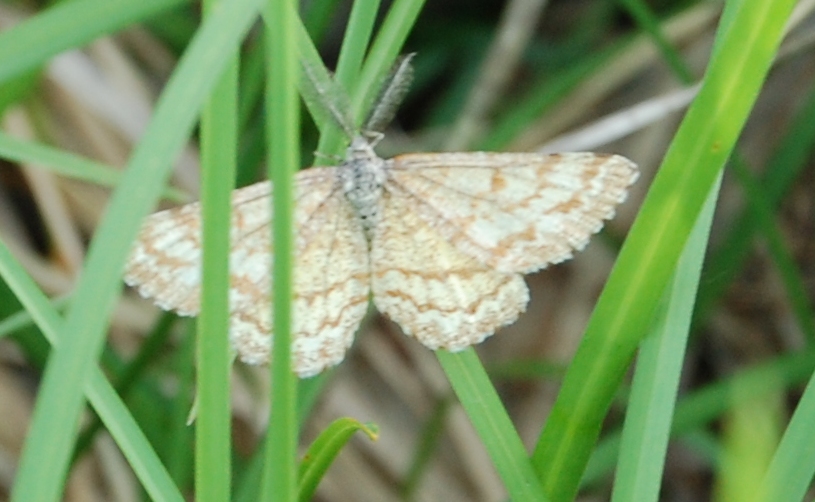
(262, 0, 299, 499)
(195, 0, 239, 497)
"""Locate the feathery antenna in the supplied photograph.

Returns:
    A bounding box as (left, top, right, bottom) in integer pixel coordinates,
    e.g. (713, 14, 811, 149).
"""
(363, 53, 416, 134)
(298, 53, 416, 142)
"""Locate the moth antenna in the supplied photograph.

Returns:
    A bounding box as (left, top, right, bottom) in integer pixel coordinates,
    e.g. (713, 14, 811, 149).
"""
(299, 58, 356, 139)
(363, 53, 416, 134)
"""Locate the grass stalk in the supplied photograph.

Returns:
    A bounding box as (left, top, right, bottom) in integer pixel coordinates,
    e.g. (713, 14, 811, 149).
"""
(195, 0, 240, 497)
(261, 0, 299, 499)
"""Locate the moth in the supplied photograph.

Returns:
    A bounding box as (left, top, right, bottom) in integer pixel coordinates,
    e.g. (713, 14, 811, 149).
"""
(125, 55, 638, 377)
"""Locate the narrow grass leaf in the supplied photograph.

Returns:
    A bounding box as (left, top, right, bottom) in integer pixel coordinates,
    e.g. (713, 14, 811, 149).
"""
(298, 418, 379, 501)
(0, 132, 189, 203)
(302, 0, 344, 43)
(437, 349, 547, 501)
(238, 42, 265, 134)
(143, 9, 199, 54)
(611, 174, 722, 502)
(759, 359, 815, 500)
(714, 377, 783, 501)
(0, 295, 69, 338)
(195, 0, 240, 497)
(262, 0, 299, 499)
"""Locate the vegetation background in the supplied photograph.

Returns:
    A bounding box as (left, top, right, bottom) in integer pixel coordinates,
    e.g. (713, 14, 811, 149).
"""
(0, 0, 812, 500)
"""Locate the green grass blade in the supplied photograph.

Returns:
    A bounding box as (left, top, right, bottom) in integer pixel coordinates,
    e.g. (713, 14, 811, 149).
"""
(0, 0, 189, 84)
(0, 295, 69, 338)
(195, 0, 240, 498)
(0, 241, 184, 501)
(611, 174, 722, 502)
(759, 361, 815, 499)
(298, 418, 379, 501)
(531, 1, 797, 500)
(10, 1, 262, 500)
(238, 41, 265, 135)
(437, 349, 547, 501)
(261, 0, 299, 500)
(715, 374, 782, 501)
(302, 0, 344, 43)
(333, 0, 380, 100)
(143, 8, 198, 53)
(0, 132, 189, 203)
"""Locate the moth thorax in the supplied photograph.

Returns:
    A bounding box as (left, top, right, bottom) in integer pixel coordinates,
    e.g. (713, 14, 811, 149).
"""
(339, 141, 387, 238)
